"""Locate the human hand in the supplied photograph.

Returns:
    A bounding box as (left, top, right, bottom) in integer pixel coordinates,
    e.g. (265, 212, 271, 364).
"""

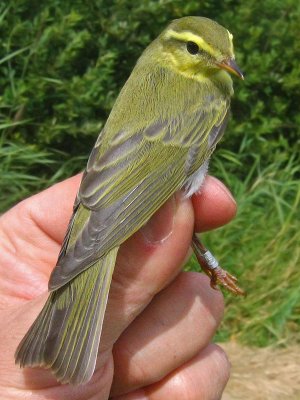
(0, 174, 236, 399)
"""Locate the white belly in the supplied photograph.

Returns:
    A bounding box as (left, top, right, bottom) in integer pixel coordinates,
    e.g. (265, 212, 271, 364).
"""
(183, 160, 209, 198)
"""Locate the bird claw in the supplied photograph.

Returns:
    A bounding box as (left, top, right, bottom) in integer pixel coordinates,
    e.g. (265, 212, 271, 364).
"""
(208, 266, 245, 296)
(192, 234, 245, 297)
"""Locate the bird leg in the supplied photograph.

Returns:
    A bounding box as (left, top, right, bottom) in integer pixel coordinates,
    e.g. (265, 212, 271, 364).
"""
(192, 234, 245, 296)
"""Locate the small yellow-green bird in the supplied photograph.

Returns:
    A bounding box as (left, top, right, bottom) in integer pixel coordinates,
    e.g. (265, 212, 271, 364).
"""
(15, 16, 244, 384)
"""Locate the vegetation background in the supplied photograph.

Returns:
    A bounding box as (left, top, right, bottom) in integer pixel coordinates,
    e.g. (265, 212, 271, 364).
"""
(0, 0, 299, 348)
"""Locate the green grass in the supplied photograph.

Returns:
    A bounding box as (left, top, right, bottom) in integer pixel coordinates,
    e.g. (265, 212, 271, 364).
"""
(186, 153, 300, 347)
(0, 139, 87, 209)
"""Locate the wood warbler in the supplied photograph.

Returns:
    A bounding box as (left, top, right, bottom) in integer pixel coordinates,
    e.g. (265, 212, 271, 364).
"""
(15, 16, 244, 384)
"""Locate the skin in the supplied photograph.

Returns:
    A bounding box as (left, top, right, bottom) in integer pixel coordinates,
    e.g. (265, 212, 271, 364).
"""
(0, 174, 235, 399)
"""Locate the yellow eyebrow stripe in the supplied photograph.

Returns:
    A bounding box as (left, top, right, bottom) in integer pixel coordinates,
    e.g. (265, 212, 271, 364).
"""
(164, 29, 219, 57)
(227, 30, 234, 55)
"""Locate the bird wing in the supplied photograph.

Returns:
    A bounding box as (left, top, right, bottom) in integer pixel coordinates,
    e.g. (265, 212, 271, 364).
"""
(49, 99, 229, 290)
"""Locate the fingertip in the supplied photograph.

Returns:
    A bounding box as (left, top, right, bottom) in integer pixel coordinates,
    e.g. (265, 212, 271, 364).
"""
(192, 176, 237, 232)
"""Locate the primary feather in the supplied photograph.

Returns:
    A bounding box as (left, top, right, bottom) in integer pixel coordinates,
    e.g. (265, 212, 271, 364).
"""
(15, 16, 238, 384)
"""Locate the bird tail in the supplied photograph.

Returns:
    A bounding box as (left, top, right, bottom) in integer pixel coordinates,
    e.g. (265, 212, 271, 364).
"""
(15, 248, 118, 384)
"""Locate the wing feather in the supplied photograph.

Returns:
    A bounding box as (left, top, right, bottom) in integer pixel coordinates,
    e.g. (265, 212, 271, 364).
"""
(49, 144, 187, 289)
(49, 94, 230, 290)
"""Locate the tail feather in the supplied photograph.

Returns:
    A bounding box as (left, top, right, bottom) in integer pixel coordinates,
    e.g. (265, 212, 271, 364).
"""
(15, 248, 118, 384)
(15, 295, 54, 367)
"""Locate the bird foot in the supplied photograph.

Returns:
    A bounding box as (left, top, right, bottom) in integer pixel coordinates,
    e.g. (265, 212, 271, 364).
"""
(192, 234, 245, 296)
(207, 265, 245, 296)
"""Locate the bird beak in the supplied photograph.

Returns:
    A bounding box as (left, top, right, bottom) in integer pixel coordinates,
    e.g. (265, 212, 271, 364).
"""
(217, 59, 244, 80)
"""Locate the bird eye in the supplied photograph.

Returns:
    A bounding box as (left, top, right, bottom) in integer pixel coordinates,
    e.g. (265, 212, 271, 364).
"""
(186, 41, 199, 55)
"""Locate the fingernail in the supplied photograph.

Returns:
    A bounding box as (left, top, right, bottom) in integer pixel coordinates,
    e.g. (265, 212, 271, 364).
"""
(209, 176, 236, 205)
(140, 195, 177, 244)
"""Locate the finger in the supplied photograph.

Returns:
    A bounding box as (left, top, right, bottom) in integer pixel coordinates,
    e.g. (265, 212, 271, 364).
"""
(192, 176, 237, 232)
(111, 272, 224, 396)
(111, 344, 230, 400)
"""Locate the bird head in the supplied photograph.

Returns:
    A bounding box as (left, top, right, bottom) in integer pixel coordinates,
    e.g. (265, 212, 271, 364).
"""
(156, 16, 244, 80)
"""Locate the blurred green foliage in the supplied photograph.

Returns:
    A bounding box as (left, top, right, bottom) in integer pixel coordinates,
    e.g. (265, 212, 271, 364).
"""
(0, 1, 299, 346)
(1, 0, 299, 209)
